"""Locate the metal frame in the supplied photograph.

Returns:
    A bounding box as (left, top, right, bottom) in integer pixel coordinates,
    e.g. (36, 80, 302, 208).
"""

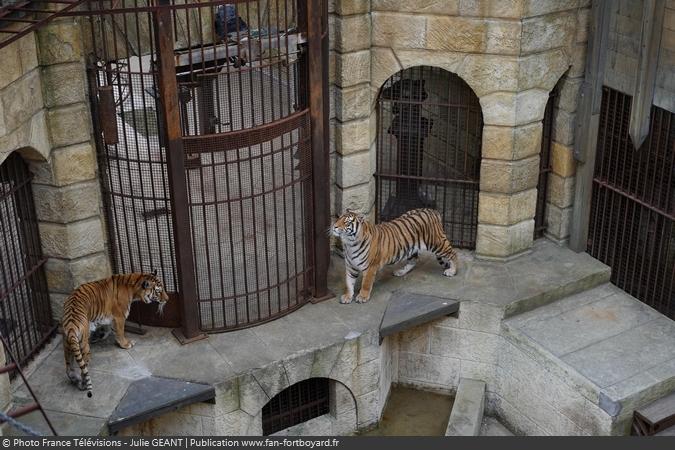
(261, 377, 330, 435)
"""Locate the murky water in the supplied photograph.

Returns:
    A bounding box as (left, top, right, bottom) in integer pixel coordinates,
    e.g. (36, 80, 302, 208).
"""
(360, 387, 454, 436)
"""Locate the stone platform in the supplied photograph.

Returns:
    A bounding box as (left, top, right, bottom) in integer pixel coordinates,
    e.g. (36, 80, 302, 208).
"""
(6, 240, 674, 436)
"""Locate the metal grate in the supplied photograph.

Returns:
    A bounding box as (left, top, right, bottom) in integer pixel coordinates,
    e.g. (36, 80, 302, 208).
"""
(589, 87, 674, 319)
(375, 66, 483, 249)
(0, 153, 56, 376)
(262, 378, 330, 435)
(534, 88, 558, 239)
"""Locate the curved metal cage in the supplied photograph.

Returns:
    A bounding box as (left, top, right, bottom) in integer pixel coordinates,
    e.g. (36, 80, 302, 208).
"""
(375, 66, 483, 249)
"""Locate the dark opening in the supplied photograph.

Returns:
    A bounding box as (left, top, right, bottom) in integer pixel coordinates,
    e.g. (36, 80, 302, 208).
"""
(534, 87, 559, 239)
(588, 87, 674, 319)
(262, 378, 330, 435)
(375, 66, 483, 249)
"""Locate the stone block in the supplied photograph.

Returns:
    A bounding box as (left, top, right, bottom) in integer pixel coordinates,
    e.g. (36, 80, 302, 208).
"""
(373, 0, 459, 14)
(398, 324, 430, 354)
(0, 111, 50, 165)
(481, 123, 542, 161)
(334, 406, 358, 434)
(446, 378, 485, 436)
(521, 11, 576, 54)
(518, 49, 569, 92)
(42, 62, 87, 108)
(478, 189, 537, 226)
(355, 389, 380, 427)
(547, 172, 575, 208)
(334, 14, 371, 53)
(37, 19, 84, 66)
(251, 361, 290, 400)
(476, 220, 534, 258)
(457, 55, 519, 97)
(214, 379, 240, 417)
(336, 150, 372, 188)
(216, 409, 252, 435)
(370, 47, 401, 94)
(335, 0, 370, 15)
(33, 181, 101, 224)
(394, 50, 465, 76)
(283, 350, 314, 386)
(457, 301, 504, 334)
(334, 50, 370, 88)
(47, 103, 92, 149)
(50, 293, 68, 321)
(335, 118, 371, 155)
(576, 7, 591, 43)
(329, 339, 359, 387)
(237, 374, 270, 416)
(568, 43, 587, 78)
(460, 359, 497, 385)
(486, 20, 521, 55)
(50, 142, 97, 186)
(351, 359, 380, 397)
(552, 109, 576, 146)
(480, 155, 539, 194)
(480, 90, 550, 127)
(45, 258, 73, 294)
(545, 203, 573, 240)
(0, 40, 22, 90)
(398, 351, 460, 387)
(335, 179, 375, 214)
(550, 142, 576, 177)
(523, 0, 578, 17)
(18, 33, 39, 75)
(357, 329, 380, 365)
(334, 84, 371, 122)
(557, 77, 582, 113)
(1, 69, 43, 132)
(69, 253, 111, 287)
(372, 13, 426, 49)
(332, 381, 357, 413)
(426, 16, 487, 52)
(39, 217, 106, 259)
(458, 0, 525, 19)
(430, 326, 500, 363)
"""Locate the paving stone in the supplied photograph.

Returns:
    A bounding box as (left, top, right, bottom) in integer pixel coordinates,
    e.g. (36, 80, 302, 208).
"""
(379, 291, 459, 342)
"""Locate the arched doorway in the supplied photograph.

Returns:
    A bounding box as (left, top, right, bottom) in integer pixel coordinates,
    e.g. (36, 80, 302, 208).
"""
(375, 66, 483, 249)
(0, 153, 55, 372)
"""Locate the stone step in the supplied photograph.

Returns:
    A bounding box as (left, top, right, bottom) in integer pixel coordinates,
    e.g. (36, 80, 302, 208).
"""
(480, 416, 515, 436)
(503, 284, 675, 434)
(445, 378, 486, 436)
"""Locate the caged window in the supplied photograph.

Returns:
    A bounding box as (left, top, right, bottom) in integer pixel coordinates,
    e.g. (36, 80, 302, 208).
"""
(262, 378, 331, 435)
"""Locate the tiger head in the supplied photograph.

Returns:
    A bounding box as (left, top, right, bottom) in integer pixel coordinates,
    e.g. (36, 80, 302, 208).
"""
(138, 270, 169, 314)
(332, 210, 365, 239)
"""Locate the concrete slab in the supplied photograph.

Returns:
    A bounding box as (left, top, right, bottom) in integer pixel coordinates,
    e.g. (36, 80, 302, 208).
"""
(446, 378, 486, 436)
(480, 416, 515, 436)
(379, 292, 459, 343)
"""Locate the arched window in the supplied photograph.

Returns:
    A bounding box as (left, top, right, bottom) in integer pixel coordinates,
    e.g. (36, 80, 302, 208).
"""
(375, 66, 483, 248)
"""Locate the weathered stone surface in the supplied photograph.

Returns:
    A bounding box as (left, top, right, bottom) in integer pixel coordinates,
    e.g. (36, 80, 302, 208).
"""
(0, 41, 23, 91)
(335, 180, 375, 213)
(37, 19, 84, 66)
(370, 47, 401, 93)
(576, 7, 591, 43)
(478, 189, 537, 226)
(372, 0, 459, 14)
(568, 43, 587, 78)
(357, 329, 380, 365)
(480, 156, 539, 194)
(330, 339, 359, 386)
(426, 16, 487, 52)
(252, 362, 290, 400)
(237, 374, 269, 416)
(431, 326, 500, 363)
(335, 118, 371, 155)
(398, 351, 460, 387)
(47, 103, 92, 148)
(481, 123, 542, 161)
(521, 11, 576, 54)
(334, 50, 370, 88)
(39, 217, 106, 259)
(552, 108, 576, 146)
(545, 203, 572, 240)
(518, 49, 569, 91)
(335, 0, 370, 15)
(480, 90, 550, 126)
(372, 13, 426, 49)
(394, 50, 465, 76)
(33, 180, 100, 223)
(523, 0, 578, 17)
(355, 389, 380, 427)
(557, 76, 582, 113)
(458, 0, 525, 19)
(70, 252, 112, 289)
(333, 14, 371, 53)
(0, 111, 51, 166)
(282, 350, 314, 386)
(458, 54, 518, 96)
(216, 409, 252, 435)
(44, 258, 73, 294)
(446, 378, 485, 436)
(336, 150, 372, 188)
(398, 325, 430, 353)
(476, 220, 534, 258)
(351, 359, 380, 397)
(42, 62, 87, 107)
(550, 142, 575, 177)
(214, 379, 240, 417)
(50, 142, 97, 186)
(486, 20, 521, 55)
(18, 33, 39, 75)
(50, 293, 67, 320)
(334, 84, 371, 122)
(547, 172, 575, 208)
(1, 69, 43, 132)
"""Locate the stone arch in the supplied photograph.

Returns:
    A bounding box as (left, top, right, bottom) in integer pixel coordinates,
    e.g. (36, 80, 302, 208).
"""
(373, 65, 484, 248)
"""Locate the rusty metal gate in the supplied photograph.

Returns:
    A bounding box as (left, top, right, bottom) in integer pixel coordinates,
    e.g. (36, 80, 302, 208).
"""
(82, 0, 329, 336)
(589, 87, 674, 319)
(0, 153, 55, 373)
(375, 66, 483, 248)
(534, 87, 558, 239)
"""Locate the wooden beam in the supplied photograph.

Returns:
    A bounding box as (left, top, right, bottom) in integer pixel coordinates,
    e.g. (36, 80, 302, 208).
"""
(629, 0, 666, 150)
(569, 0, 612, 252)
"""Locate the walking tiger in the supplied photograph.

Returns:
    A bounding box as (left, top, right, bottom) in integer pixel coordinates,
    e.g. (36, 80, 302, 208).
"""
(61, 271, 169, 397)
(331, 208, 458, 304)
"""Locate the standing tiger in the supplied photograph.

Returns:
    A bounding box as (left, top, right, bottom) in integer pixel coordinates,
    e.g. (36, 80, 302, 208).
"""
(332, 208, 458, 304)
(61, 271, 169, 397)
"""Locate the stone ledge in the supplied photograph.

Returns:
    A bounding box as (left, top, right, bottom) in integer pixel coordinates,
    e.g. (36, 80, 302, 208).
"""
(445, 378, 486, 436)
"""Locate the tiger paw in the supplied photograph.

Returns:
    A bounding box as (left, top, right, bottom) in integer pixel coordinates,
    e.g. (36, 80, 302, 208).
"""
(355, 294, 370, 304)
(339, 294, 353, 304)
(117, 340, 135, 349)
(393, 268, 409, 277)
(443, 267, 457, 277)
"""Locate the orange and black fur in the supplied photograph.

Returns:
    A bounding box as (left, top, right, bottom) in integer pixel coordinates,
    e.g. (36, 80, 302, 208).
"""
(61, 271, 168, 397)
(332, 208, 458, 304)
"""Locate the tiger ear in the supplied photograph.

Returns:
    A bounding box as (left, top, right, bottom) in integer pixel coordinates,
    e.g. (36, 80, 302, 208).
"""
(151, 268, 158, 277)
(356, 212, 366, 223)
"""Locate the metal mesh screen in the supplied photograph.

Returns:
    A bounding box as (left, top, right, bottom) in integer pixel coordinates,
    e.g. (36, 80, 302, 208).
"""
(0, 153, 55, 375)
(375, 66, 482, 249)
(589, 87, 674, 319)
(262, 378, 330, 435)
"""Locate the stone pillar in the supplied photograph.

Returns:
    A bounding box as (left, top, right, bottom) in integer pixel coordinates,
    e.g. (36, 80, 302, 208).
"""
(34, 19, 111, 319)
(330, 0, 374, 218)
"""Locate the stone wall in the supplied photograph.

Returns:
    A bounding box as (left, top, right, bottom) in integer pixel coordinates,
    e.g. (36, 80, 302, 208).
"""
(329, 0, 590, 259)
(0, 21, 111, 322)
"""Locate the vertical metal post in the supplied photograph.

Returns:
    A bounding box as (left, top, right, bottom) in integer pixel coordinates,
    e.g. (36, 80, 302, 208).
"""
(153, 1, 205, 343)
(307, 0, 331, 301)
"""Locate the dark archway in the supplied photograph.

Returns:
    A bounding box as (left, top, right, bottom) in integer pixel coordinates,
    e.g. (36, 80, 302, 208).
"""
(375, 66, 483, 249)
